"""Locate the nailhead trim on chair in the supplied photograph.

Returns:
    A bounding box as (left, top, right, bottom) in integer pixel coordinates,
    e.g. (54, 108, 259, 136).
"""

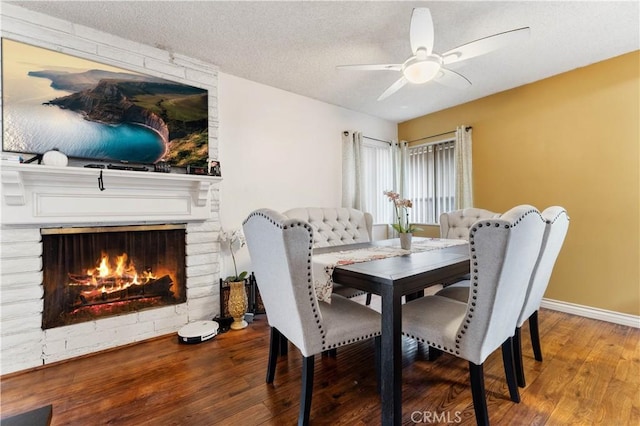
(324, 332, 381, 350)
(546, 209, 570, 225)
(402, 332, 456, 353)
(296, 220, 328, 346)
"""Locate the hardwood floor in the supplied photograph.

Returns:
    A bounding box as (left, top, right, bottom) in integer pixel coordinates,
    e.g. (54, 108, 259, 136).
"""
(1, 300, 638, 425)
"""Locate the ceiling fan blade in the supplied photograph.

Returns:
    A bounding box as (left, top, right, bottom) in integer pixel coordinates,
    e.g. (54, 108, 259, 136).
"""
(377, 77, 408, 101)
(442, 27, 530, 65)
(434, 68, 472, 89)
(410, 8, 435, 55)
(336, 64, 402, 71)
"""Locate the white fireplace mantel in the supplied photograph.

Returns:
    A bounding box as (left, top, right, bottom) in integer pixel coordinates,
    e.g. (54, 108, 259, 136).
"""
(1, 162, 222, 226)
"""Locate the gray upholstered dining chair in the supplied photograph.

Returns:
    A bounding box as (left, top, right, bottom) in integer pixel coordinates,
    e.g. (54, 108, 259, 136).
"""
(243, 208, 381, 426)
(402, 205, 546, 426)
(279, 207, 375, 358)
(513, 206, 569, 385)
(437, 207, 499, 294)
(439, 207, 501, 240)
(437, 206, 569, 388)
(438, 208, 500, 288)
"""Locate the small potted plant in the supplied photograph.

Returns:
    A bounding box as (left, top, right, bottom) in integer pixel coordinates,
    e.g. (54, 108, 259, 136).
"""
(383, 190, 422, 249)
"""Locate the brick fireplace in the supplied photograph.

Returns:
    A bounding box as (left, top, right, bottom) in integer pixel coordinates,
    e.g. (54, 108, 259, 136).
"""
(0, 163, 222, 374)
(1, 2, 222, 375)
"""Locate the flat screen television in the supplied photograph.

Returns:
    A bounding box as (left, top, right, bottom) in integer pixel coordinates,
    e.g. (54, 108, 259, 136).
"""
(2, 38, 209, 167)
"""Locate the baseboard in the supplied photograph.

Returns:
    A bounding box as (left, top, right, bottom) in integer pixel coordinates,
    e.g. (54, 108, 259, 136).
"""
(540, 298, 640, 328)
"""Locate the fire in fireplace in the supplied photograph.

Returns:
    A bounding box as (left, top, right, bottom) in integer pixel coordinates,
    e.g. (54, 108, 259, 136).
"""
(41, 224, 186, 329)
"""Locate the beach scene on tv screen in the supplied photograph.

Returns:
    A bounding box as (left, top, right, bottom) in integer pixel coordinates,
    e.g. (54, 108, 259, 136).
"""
(2, 39, 208, 167)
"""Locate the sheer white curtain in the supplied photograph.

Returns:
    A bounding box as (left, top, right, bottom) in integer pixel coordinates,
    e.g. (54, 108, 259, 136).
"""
(342, 131, 364, 210)
(342, 131, 396, 223)
(395, 141, 408, 198)
(454, 126, 473, 209)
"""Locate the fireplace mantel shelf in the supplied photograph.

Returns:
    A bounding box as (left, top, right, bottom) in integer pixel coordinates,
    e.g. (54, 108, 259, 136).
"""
(1, 162, 222, 226)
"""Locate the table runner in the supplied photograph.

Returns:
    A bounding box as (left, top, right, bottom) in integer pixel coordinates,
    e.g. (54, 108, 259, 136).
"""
(313, 238, 468, 303)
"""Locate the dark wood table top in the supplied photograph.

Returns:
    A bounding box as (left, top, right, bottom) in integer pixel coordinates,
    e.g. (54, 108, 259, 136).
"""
(314, 238, 470, 296)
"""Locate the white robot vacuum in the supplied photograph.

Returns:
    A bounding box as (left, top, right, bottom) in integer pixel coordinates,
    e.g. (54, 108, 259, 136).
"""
(178, 320, 220, 344)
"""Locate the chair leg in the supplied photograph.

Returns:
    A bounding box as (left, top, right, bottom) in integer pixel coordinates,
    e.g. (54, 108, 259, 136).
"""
(529, 310, 543, 362)
(374, 336, 381, 394)
(299, 355, 315, 426)
(266, 327, 281, 384)
(501, 337, 521, 403)
(427, 346, 443, 361)
(365, 293, 372, 306)
(321, 348, 337, 358)
(469, 362, 490, 426)
(280, 334, 289, 356)
(513, 327, 526, 388)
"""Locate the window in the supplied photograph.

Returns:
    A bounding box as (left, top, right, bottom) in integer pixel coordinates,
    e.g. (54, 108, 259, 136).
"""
(360, 139, 394, 224)
(404, 140, 455, 225)
(356, 132, 467, 226)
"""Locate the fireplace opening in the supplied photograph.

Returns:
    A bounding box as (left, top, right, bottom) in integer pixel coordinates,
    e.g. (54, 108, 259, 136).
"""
(41, 224, 186, 329)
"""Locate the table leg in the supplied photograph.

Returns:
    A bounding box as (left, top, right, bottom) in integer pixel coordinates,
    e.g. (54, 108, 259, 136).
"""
(380, 285, 403, 426)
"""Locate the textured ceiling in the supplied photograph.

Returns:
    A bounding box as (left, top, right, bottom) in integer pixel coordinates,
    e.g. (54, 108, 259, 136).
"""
(6, 1, 639, 123)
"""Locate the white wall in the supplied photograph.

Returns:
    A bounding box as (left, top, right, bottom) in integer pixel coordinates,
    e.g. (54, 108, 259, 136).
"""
(217, 73, 397, 276)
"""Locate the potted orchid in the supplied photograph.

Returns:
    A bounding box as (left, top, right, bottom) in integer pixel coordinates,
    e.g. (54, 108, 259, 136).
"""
(219, 228, 249, 329)
(219, 228, 248, 283)
(384, 190, 422, 249)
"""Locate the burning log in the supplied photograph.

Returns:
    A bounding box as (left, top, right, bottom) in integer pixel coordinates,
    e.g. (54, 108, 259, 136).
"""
(68, 273, 138, 287)
(69, 275, 174, 309)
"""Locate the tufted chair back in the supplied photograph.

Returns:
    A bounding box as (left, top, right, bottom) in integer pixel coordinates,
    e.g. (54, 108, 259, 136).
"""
(517, 207, 570, 328)
(458, 205, 546, 364)
(282, 207, 373, 248)
(243, 209, 324, 356)
(440, 208, 501, 240)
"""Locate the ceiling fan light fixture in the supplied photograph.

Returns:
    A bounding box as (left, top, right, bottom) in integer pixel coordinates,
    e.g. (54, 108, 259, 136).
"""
(338, 8, 529, 100)
(402, 57, 441, 84)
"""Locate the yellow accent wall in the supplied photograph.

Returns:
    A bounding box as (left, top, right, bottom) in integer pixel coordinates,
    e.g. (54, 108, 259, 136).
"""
(398, 51, 640, 316)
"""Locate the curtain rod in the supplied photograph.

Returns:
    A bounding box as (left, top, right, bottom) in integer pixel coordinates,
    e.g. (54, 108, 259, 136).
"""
(364, 135, 393, 145)
(343, 131, 393, 145)
(406, 126, 472, 144)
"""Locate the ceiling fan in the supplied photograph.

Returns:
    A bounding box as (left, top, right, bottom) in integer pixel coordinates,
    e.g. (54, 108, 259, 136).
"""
(337, 8, 530, 101)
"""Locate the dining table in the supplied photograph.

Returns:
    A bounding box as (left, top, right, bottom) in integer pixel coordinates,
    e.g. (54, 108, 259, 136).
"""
(313, 237, 470, 426)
